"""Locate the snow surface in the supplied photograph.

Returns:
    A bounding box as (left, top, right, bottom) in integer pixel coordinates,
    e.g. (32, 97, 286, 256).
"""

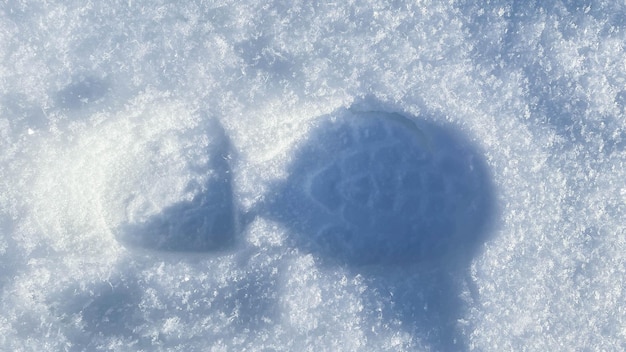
(1, 0, 626, 351)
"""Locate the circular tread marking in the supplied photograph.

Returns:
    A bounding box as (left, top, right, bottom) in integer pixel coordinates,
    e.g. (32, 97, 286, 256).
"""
(266, 107, 494, 267)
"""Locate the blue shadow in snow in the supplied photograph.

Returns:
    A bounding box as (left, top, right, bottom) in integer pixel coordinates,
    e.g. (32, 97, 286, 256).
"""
(56, 75, 110, 110)
(115, 118, 237, 253)
(54, 263, 278, 351)
(1, 93, 49, 132)
(54, 277, 145, 351)
(264, 106, 495, 351)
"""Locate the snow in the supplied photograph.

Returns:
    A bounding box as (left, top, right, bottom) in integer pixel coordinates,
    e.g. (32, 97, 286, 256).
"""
(1, 0, 626, 351)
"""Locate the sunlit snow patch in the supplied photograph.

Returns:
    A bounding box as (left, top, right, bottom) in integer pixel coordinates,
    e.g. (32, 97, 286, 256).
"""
(26, 91, 219, 264)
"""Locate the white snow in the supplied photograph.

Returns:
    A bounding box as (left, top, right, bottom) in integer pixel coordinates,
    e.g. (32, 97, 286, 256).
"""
(1, 1, 626, 351)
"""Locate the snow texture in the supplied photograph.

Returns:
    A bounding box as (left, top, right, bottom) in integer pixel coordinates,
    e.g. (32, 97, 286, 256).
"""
(1, 0, 626, 351)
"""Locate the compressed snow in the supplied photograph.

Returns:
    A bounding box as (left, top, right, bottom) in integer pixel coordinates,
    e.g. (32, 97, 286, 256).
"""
(1, 0, 626, 351)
